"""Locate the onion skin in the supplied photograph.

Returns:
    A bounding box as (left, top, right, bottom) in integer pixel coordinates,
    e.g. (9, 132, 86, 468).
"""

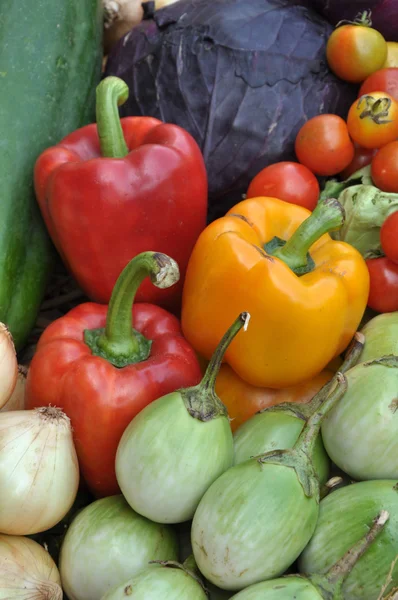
(59, 495, 179, 600)
(359, 312, 398, 362)
(230, 577, 322, 599)
(299, 480, 398, 599)
(0, 365, 27, 412)
(321, 358, 398, 480)
(100, 564, 208, 599)
(191, 459, 319, 591)
(0, 534, 62, 600)
(0, 323, 17, 409)
(0, 407, 79, 535)
(233, 411, 329, 484)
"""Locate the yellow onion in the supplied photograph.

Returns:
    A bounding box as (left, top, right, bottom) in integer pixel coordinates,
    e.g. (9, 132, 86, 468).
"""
(0, 323, 18, 409)
(0, 534, 62, 599)
(0, 407, 79, 535)
(0, 365, 27, 412)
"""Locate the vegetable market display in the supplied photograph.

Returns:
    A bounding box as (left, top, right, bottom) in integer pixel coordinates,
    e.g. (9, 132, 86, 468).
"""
(0, 1, 397, 599)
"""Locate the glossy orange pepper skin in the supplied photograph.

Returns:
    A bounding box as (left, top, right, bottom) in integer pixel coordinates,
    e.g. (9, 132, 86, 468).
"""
(181, 196, 369, 389)
(216, 365, 333, 432)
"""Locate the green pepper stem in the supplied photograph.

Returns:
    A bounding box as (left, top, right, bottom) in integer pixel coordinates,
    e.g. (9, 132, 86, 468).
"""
(296, 372, 347, 458)
(200, 313, 250, 393)
(96, 76, 129, 158)
(84, 252, 179, 367)
(272, 198, 345, 272)
(310, 510, 389, 599)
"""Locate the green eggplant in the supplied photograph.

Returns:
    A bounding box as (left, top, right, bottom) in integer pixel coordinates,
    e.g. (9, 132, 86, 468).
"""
(299, 480, 398, 599)
(116, 314, 249, 524)
(233, 333, 364, 485)
(322, 356, 398, 480)
(359, 312, 398, 362)
(191, 371, 347, 591)
(100, 560, 208, 600)
(230, 509, 389, 599)
(59, 495, 178, 600)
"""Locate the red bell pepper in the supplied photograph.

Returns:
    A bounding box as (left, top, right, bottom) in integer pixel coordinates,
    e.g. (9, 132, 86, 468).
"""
(25, 252, 202, 497)
(34, 77, 208, 311)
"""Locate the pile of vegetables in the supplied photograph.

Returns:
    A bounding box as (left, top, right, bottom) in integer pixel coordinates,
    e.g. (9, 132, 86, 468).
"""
(0, 0, 398, 598)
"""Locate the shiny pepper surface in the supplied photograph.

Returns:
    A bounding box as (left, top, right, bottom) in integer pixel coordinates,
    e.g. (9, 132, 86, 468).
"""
(182, 196, 369, 388)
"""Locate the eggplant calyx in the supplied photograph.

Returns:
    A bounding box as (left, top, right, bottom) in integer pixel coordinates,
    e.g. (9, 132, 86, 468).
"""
(181, 386, 227, 422)
(363, 355, 398, 369)
(256, 447, 318, 499)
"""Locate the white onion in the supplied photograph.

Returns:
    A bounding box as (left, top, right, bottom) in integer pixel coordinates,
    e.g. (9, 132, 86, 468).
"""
(0, 323, 18, 409)
(0, 534, 62, 599)
(0, 407, 79, 535)
(0, 365, 27, 412)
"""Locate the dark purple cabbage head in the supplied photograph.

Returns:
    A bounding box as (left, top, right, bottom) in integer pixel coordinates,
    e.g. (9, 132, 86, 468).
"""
(105, 0, 357, 221)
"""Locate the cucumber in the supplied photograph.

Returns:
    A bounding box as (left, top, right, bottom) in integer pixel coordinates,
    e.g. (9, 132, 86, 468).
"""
(0, 0, 103, 349)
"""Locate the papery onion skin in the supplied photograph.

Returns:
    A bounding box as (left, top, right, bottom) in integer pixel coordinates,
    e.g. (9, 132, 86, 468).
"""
(299, 480, 398, 599)
(116, 393, 234, 524)
(0, 365, 27, 412)
(0, 406, 79, 535)
(359, 312, 398, 362)
(233, 411, 329, 484)
(191, 459, 319, 591)
(59, 495, 179, 600)
(321, 360, 398, 480)
(0, 534, 62, 600)
(0, 323, 18, 409)
(230, 577, 322, 599)
(100, 564, 208, 600)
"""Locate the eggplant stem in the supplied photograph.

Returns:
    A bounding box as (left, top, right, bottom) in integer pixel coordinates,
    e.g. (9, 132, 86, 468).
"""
(295, 372, 347, 458)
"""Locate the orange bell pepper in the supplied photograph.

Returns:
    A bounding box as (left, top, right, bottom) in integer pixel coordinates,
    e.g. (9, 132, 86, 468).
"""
(181, 196, 369, 388)
(216, 365, 334, 432)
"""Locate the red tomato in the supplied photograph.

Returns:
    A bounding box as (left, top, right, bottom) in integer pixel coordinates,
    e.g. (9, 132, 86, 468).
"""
(371, 141, 398, 192)
(246, 162, 320, 211)
(366, 257, 398, 313)
(326, 23, 387, 84)
(347, 92, 398, 149)
(359, 68, 398, 102)
(381, 212, 398, 264)
(340, 145, 377, 179)
(295, 115, 355, 176)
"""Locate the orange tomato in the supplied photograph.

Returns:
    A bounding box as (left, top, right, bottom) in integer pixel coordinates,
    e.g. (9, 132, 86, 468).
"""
(371, 140, 398, 192)
(326, 23, 387, 83)
(295, 114, 355, 176)
(215, 365, 334, 432)
(347, 92, 398, 149)
(383, 42, 398, 68)
(359, 68, 398, 102)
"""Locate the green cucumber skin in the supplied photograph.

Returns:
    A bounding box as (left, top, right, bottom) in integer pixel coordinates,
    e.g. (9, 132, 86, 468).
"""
(0, 0, 103, 349)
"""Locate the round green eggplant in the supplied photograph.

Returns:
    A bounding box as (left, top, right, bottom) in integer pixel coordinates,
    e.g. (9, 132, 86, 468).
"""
(230, 577, 323, 599)
(299, 480, 398, 599)
(360, 313, 398, 362)
(233, 410, 329, 484)
(59, 495, 178, 600)
(321, 357, 398, 480)
(191, 374, 347, 591)
(100, 563, 208, 600)
(116, 315, 248, 524)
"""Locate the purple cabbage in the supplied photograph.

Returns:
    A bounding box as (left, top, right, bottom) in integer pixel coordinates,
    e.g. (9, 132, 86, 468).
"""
(105, 0, 357, 221)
